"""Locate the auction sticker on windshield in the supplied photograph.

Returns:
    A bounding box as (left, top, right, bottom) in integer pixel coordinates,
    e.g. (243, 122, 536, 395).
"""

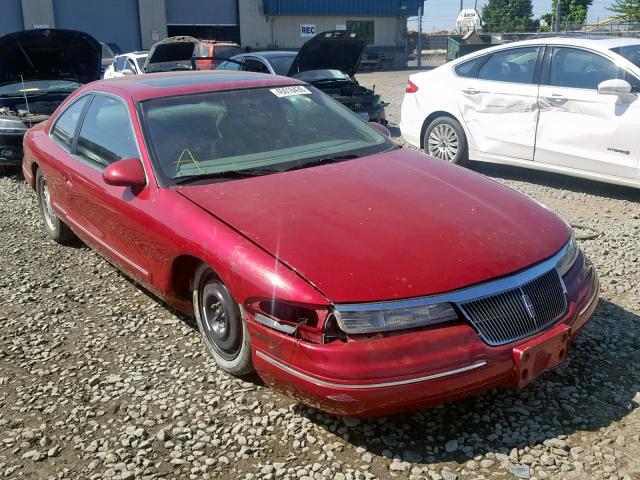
(270, 86, 312, 97)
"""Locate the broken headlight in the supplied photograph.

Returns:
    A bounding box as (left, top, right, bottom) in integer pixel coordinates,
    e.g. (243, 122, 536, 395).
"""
(0, 117, 28, 134)
(334, 302, 457, 334)
(556, 232, 579, 276)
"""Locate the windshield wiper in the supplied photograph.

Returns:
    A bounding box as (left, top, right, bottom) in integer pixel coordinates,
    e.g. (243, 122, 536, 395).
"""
(281, 154, 359, 172)
(174, 168, 278, 185)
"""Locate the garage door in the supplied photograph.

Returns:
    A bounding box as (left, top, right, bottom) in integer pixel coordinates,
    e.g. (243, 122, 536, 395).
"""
(165, 0, 237, 26)
(0, 0, 23, 36)
(53, 0, 141, 52)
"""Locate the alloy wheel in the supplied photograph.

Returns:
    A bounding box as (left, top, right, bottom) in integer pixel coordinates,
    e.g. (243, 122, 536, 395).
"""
(40, 177, 56, 231)
(427, 123, 459, 162)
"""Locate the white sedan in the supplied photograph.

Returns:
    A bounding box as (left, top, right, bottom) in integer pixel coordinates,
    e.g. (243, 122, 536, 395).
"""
(104, 51, 148, 79)
(401, 37, 640, 189)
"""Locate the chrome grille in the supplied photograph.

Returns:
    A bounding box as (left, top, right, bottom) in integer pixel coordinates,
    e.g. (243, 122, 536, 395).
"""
(458, 269, 567, 346)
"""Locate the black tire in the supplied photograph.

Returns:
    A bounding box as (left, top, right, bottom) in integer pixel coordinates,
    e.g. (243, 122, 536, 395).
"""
(423, 116, 469, 166)
(192, 265, 253, 376)
(35, 169, 75, 244)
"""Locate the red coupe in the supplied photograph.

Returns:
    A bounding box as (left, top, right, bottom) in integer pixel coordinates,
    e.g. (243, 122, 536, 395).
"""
(23, 71, 599, 416)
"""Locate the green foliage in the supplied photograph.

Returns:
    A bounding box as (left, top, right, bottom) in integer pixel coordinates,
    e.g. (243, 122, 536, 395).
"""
(542, 0, 593, 29)
(609, 0, 640, 24)
(482, 0, 535, 32)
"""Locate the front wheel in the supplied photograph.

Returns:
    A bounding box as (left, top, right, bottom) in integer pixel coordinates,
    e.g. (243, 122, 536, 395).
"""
(192, 265, 253, 376)
(423, 116, 468, 166)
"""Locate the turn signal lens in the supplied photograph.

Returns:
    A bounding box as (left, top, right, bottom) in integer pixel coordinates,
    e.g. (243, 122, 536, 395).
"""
(556, 233, 580, 276)
(406, 79, 419, 93)
(334, 302, 457, 334)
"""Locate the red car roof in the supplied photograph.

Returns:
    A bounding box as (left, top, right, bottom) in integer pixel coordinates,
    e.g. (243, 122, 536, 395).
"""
(86, 71, 304, 101)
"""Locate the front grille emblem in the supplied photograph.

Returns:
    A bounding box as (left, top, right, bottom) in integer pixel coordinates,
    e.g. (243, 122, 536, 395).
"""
(521, 293, 536, 319)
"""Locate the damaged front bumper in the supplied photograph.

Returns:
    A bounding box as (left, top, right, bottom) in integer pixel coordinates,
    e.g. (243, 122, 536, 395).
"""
(249, 253, 599, 417)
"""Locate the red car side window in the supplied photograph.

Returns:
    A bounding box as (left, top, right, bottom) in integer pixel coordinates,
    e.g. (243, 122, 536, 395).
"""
(51, 96, 91, 149)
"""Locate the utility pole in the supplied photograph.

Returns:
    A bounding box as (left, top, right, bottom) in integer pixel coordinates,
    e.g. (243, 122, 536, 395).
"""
(417, 5, 423, 68)
(554, 0, 562, 32)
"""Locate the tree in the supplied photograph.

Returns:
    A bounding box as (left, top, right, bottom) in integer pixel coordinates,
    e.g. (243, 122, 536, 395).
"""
(609, 0, 640, 25)
(541, 0, 593, 30)
(482, 0, 535, 32)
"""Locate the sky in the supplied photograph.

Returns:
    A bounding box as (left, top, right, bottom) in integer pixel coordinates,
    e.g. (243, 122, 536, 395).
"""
(407, 0, 616, 31)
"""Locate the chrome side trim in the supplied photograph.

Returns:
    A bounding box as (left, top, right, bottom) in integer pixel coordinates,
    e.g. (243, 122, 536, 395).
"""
(335, 241, 570, 313)
(54, 202, 149, 278)
(255, 350, 487, 390)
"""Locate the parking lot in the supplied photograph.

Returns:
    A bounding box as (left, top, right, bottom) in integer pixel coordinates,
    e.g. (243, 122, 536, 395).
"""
(1, 69, 639, 480)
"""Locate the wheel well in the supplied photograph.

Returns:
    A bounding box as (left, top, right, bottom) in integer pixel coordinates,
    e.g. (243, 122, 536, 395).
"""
(420, 111, 459, 149)
(170, 255, 207, 301)
(31, 162, 39, 187)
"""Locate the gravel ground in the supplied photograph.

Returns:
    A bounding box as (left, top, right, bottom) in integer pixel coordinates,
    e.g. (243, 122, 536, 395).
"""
(1, 70, 640, 480)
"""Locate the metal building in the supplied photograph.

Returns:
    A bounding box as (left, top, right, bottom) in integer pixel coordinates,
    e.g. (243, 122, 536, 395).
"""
(1, 0, 420, 53)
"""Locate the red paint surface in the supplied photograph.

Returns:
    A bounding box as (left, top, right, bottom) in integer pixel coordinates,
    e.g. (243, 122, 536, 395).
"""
(23, 72, 598, 416)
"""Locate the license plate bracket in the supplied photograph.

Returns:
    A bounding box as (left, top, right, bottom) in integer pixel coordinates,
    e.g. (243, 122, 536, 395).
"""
(512, 324, 571, 387)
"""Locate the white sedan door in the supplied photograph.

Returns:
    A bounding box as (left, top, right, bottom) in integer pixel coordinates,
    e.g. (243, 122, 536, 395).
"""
(458, 46, 542, 160)
(535, 46, 640, 179)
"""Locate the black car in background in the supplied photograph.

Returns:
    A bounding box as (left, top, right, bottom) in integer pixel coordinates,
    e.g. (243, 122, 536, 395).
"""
(0, 29, 101, 174)
(217, 31, 388, 124)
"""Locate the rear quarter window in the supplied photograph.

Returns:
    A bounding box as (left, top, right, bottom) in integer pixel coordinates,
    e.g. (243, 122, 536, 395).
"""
(454, 55, 488, 78)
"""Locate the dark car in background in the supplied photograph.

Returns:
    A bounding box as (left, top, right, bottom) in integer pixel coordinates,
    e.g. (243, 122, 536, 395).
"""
(0, 29, 101, 174)
(144, 36, 242, 73)
(217, 31, 387, 124)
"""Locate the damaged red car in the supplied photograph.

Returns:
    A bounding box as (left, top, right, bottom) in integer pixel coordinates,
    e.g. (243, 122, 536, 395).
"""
(23, 71, 599, 416)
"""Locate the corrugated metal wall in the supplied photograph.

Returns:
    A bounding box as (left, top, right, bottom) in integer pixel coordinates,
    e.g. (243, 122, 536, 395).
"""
(0, 0, 24, 35)
(240, 0, 403, 49)
(165, 0, 237, 25)
(53, 0, 141, 52)
(263, 0, 421, 16)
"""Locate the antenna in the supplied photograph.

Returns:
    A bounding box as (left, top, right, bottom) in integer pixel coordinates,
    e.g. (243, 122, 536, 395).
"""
(20, 74, 31, 117)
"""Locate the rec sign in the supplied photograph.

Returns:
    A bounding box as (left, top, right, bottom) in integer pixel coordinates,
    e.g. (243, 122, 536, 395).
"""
(300, 24, 316, 37)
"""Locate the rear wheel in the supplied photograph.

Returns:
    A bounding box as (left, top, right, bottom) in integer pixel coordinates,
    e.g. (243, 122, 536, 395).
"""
(423, 116, 468, 166)
(192, 265, 253, 376)
(35, 169, 75, 244)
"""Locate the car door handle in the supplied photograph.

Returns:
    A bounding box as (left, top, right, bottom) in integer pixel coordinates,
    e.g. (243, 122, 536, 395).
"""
(545, 95, 567, 104)
(62, 172, 72, 185)
(462, 88, 481, 95)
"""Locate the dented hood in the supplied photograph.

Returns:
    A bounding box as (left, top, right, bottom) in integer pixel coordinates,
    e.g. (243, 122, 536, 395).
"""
(0, 29, 101, 86)
(177, 149, 569, 303)
(287, 30, 365, 78)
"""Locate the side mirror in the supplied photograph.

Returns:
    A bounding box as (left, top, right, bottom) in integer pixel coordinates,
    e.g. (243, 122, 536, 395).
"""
(103, 158, 146, 188)
(597, 79, 632, 96)
(369, 121, 391, 137)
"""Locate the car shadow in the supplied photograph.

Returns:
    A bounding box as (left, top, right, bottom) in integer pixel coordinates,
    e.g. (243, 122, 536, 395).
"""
(471, 162, 640, 202)
(291, 298, 639, 465)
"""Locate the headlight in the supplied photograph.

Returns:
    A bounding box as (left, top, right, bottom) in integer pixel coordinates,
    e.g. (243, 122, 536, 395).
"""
(334, 302, 457, 334)
(556, 232, 579, 276)
(0, 117, 28, 133)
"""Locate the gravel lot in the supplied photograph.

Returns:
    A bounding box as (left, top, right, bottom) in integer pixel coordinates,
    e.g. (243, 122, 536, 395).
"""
(1, 70, 640, 480)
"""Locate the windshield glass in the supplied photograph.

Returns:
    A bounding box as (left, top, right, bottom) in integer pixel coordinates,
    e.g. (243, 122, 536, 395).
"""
(0, 79, 81, 97)
(292, 69, 350, 82)
(140, 85, 390, 184)
(611, 45, 640, 68)
(269, 55, 296, 75)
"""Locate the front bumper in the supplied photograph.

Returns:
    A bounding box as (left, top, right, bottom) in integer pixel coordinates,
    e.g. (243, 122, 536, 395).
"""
(350, 103, 387, 124)
(0, 132, 25, 167)
(249, 253, 599, 416)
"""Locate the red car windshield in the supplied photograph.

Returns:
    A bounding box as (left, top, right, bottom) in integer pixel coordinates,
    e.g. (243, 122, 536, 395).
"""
(139, 85, 390, 184)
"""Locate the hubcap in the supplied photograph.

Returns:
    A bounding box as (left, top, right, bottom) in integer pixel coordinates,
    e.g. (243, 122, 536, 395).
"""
(427, 124, 459, 162)
(201, 283, 241, 360)
(40, 178, 56, 231)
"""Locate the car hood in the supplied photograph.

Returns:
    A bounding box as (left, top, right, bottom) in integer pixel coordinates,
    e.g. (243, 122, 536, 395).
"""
(287, 30, 364, 78)
(144, 36, 198, 73)
(0, 29, 101, 86)
(177, 149, 569, 303)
